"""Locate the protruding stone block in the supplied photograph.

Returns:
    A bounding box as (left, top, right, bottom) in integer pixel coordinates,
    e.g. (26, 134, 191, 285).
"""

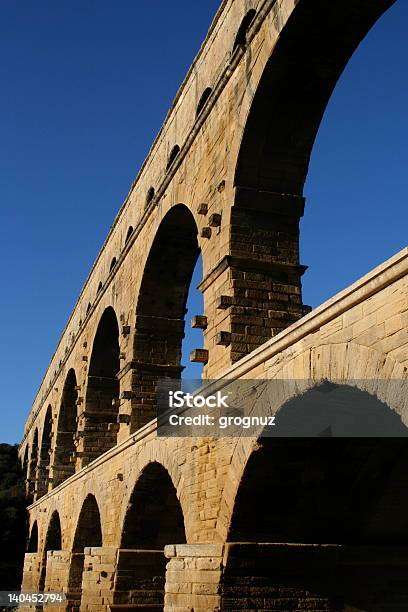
(197, 202, 208, 215)
(117, 414, 131, 424)
(215, 331, 231, 346)
(216, 295, 233, 309)
(200, 227, 212, 238)
(119, 390, 133, 400)
(190, 349, 209, 363)
(191, 315, 208, 329)
(208, 213, 221, 227)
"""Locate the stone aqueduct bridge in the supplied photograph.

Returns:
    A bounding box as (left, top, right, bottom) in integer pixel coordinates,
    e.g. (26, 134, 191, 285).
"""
(18, 0, 408, 610)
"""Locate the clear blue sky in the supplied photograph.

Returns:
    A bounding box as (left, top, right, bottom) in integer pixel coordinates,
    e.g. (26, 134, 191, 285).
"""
(0, 1, 407, 444)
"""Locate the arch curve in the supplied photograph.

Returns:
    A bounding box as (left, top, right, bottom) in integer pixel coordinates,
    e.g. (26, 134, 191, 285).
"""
(120, 461, 186, 550)
(166, 144, 180, 170)
(234, 0, 395, 198)
(27, 521, 38, 553)
(145, 186, 155, 208)
(36, 406, 53, 498)
(68, 494, 102, 609)
(81, 306, 120, 465)
(131, 204, 200, 432)
(109, 256, 117, 272)
(53, 369, 78, 487)
(196, 87, 212, 116)
(125, 226, 133, 244)
(232, 8, 256, 52)
(38, 510, 62, 592)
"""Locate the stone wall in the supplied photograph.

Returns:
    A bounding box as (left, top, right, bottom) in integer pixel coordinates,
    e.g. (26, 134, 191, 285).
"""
(18, 247, 408, 610)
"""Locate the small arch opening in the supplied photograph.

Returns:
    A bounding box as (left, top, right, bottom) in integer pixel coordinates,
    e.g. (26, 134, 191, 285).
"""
(196, 87, 212, 117)
(166, 145, 180, 170)
(232, 9, 256, 51)
(86, 303, 91, 315)
(97, 282, 103, 294)
(125, 226, 133, 244)
(145, 187, 155, 208)
(109, 257, 117, 272)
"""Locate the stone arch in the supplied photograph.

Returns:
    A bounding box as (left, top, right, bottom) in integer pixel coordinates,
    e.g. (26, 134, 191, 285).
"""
(38, 510, 62, 592)
(114, 461, 186, 608)
(145, 186, 155, 208)
(222, 399, 408, 610)
(118, 439, 189, 539)
(68, 494, 102, 609)
(234, 0, 395, 197)
(130, 204, 200, 432)
(218, 342, 408, 541)
(28, 428, 39, 501)
(53, 369, 78, 487)
(166, 144, 180, 170)
(125, 226, 133, 244)
(228, 419, 408, 544)
(27, 521, 38, 553)
(121, 461, 186, 549)
(220, 0, 396, 365)
(36, 405, 53, 498)
(196, 87, 212, 116)
(232, 8, 256, 52)
(109, 256, 117, 272)
(81, 307, 120, 465)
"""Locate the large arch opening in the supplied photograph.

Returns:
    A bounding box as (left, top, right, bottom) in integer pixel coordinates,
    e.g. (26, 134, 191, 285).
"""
(82, 307, 120, 464)
(229, 0, 396, 363)
(301, 1, 407, 307)
(68, 495, 102, 609)
(225, 386, 408, 610)
(36, 406, 53, 498)
(38, 511, 62, 593)
(235, 0, 395, 196)
(53, 369, 78, 487)
(132, 205, 200, 432)
(115, 462, 186, 608)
